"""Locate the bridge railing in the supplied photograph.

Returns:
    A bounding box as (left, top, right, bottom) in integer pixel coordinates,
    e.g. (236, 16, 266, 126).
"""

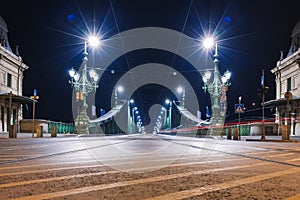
(48, 121, 74, 133)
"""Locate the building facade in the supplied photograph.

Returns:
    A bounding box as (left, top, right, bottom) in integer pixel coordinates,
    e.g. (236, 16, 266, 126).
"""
(0, 16, 30, 132)
(270, 20, 300, 136)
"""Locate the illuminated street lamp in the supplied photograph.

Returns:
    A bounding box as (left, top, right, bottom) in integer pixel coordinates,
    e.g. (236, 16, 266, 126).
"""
(68, 35, 100, 134)
(177, 86, 185, 109)
(165, 99, 172, 129)
(202, 37, 231, 127)
(114, 85, 124, 107)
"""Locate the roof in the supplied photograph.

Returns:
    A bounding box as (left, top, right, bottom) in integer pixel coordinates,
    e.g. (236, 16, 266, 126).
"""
(0, 92, 35, 104)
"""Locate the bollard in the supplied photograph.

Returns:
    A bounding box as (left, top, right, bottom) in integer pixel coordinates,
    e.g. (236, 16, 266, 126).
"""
(227, 127, 232, 140)
(281, 125, 290, 140)
(36, 126, 43, 138)
(233, 128, 239, 140)
(9, 125, 17, 138)
(51, 126, 57, 137)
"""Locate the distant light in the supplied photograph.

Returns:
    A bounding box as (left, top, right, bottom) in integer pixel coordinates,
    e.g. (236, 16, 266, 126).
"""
(221, 76, 227, 84)
(69, 68, 76, 78)
(224, 16, 232, 23)
(117, 86, 124, 93)
(88, 35, 101, 47)
(88, 69, 97, 79)
(203, 37, 214, 49)
(165, 99, 170, 104)
(177, 87, 183, 93)
(224, 70, 231, 80)
(67, 14, 75, 21)
(130, 99, 134, 104)
(111, 70, 115, 74)
(74, 73, 80, 82)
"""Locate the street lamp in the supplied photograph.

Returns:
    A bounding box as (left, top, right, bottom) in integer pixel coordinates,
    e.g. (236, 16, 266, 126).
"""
(165, 99, 172, 129)
(114, 85, 124, 107)
(177, 86, 185, 109)
(202, 37, 231, 128)
(238, 96, 242, 140)
(68, 35, 100, 134)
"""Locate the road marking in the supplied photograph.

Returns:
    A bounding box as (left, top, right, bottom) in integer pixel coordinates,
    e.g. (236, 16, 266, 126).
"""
(0, 164, 105, 177)
(146, 167, 300, 200)
(0, 148, 294, 176)
(285, 193, 300, 200)
(13, 162, 270, 200)
(263, 152, 295, 158)
(0, 158, 246, 188)
(0, 159, 98, 171)
(243, 150, 277, 155)
(0, 151, 231, 172)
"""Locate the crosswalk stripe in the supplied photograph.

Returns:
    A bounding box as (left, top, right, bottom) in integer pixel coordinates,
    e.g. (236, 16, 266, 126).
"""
(0, 158, 246, 188)
(13, 162, 270, 200)
(146, 167, 300, 200)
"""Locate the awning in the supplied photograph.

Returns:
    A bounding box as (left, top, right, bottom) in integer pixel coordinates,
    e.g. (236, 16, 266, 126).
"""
(0, 92, 35, 104)
(264, 98, 300, 107)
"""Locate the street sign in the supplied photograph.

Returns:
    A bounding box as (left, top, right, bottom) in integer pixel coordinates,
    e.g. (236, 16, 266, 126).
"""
(235, 104, 244, 113)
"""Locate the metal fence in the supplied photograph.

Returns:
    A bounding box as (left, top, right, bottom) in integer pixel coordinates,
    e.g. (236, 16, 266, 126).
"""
(48, 121, 74, 133)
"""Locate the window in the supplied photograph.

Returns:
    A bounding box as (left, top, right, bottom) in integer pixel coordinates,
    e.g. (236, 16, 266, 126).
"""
(287, 77, 292, 91)
(7, 73, 11, 87)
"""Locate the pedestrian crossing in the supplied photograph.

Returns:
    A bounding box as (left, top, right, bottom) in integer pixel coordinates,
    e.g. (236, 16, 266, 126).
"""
(0, 136, 299, 199)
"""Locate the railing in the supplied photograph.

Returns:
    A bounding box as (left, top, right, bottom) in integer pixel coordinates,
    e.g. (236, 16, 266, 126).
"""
(48, 121, 74, 133)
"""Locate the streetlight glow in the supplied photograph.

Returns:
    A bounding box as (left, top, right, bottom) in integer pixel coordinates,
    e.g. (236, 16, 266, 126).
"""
(88, 35, 101, 47)
(73, 73, 80, 82)
(203, 37, 214, 49)
(69, 68, 76, 78)
(117, 86, 124, 93)
(225, 70, 231, 80)
(177, 86, 183, 93)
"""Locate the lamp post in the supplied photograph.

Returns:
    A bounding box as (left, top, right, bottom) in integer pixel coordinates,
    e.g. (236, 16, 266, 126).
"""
(165, 99, 172, 129)
(30, 89, 39, 138)
(177, 86, 185, 109)
(202, 38, 231, 128)
(114, 86, 124, 107)
(131, 106, 137, 133)
(238, 96, 242, 140)
(68, 36, 100, 134)
(128, 99, 134, 133)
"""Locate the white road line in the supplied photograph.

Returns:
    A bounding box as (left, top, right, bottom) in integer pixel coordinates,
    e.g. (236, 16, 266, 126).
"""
(146, 168, 300, 200)
(0, 158, 245, 188)
(13, 162, 269, 200)
(0, 148, 295, 175)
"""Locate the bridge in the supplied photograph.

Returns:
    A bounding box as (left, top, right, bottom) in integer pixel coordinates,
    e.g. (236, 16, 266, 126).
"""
(88, 100, 208, 135)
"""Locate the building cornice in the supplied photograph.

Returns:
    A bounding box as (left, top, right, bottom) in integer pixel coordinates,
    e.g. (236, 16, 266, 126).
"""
(271, 48, 300, 74)
(0, 44, 29, 70)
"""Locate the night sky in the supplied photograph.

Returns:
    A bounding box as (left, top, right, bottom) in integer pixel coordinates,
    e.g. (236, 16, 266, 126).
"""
(0, 0, 299, 124)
